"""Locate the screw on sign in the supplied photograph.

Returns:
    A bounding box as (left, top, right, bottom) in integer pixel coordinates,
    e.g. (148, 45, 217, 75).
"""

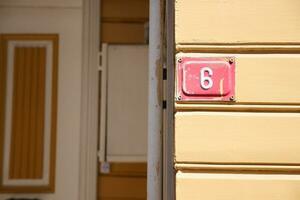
(176, 57, 235, 102)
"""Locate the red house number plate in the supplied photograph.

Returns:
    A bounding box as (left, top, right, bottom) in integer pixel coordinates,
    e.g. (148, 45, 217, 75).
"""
(176, 56, 235, 102)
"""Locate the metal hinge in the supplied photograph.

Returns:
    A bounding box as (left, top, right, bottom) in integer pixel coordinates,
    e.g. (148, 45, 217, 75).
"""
(162, 100, 167, 109)
(163, 68, 167, 80)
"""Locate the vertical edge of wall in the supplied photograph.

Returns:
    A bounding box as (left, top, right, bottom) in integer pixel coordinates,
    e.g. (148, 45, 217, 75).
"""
(163, 0, 175, 199)
(147, 0, 163, 199)
(79, 0, 100, 199)
(0, 34, 58, 193)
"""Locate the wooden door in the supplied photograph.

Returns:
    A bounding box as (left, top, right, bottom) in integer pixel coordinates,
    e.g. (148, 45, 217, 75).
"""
(98, 0, 148, 199)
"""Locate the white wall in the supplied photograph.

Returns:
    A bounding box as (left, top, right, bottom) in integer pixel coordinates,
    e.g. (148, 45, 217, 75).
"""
(0, 2, 83, 200)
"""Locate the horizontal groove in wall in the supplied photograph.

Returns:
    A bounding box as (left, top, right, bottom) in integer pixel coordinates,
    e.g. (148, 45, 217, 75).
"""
(176, 44, 300, 53)
(175, 163, 300, 175)
(175, 103, 300, 112)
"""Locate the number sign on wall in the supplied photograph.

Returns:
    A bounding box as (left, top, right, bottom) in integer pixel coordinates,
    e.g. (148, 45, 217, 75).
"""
(176, 56, 235, 102)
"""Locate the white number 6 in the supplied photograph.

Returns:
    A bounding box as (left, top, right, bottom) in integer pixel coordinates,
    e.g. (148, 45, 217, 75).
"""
(200, 67, 213, 90)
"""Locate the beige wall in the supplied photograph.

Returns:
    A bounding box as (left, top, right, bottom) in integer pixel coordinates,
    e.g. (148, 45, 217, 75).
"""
(175, 0, 300, 199)
(0, 2, 83, 200)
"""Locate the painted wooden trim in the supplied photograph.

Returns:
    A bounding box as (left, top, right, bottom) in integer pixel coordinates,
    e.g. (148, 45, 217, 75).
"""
(99, 43, 108, 162)
(49, 33, 58, 194)
(0, 34, 6, 194)
(147, 0, 163, 199)
(79, 0, 100, 199)
(0, 34, 58, 193)
(164, 0, 175, 199)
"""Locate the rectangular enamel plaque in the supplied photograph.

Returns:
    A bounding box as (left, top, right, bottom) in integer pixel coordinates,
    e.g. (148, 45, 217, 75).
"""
(176, 56, 235, 101)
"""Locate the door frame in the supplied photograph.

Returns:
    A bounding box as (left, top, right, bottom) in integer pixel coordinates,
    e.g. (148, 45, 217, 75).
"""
(163, 0, 175, 199)
(79, 0, 100, 199)
(79, 0, 175, 199)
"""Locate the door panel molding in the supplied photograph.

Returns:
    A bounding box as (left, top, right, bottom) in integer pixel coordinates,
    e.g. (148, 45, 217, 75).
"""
(0, 34, 58, 193)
